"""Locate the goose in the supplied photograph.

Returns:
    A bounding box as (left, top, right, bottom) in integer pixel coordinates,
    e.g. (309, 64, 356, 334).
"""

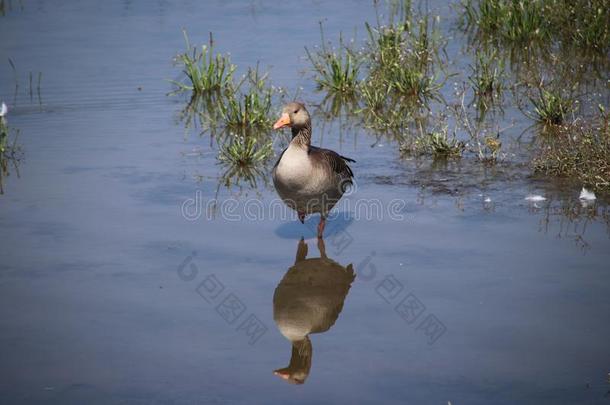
(273, 238, 355, 384)
(272, 102, 355, 238)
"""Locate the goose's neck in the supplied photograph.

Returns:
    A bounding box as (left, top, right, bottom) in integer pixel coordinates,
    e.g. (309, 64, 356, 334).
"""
(291, 122, 312, 148)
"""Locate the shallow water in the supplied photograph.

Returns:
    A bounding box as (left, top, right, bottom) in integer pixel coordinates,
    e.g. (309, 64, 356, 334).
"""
(1, 1, 609, 404)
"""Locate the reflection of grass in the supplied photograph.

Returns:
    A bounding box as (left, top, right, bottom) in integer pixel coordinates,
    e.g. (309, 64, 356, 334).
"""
(533, 110, 610, 191)
(218, 136, 273, 188)
(171, 31, 235, 95)
(306, 23, 361, 95)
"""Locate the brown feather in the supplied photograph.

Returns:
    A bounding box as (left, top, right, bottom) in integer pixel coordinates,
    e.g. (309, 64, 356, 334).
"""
(307, 145, 355, 180)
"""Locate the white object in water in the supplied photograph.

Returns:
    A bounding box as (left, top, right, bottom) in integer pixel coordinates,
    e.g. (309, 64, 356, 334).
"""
(579, 187, 596, 201)
(484, 197, 492, 203)
(0, 102, 7, 117)
(525, 194, 546, 202)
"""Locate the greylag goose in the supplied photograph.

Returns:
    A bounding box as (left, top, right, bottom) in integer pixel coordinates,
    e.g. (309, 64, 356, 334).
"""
(273, 238, 355, 384)
(272, 102, 355, 238)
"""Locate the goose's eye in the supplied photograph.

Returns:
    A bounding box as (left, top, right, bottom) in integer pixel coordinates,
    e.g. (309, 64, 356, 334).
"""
(293, 109, 299, 114)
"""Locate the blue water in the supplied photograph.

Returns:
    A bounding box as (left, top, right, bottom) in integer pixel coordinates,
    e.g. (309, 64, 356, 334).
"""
(1, 1, 609, 404)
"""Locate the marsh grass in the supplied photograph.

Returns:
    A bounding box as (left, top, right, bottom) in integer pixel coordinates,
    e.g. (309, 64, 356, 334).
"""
(305, 24, 361, 95)
(170, 31, 283, 189)
(528, 84, 575, 126)
(358, 82, 426, 135)
(468, 48, 504, 111)
(171, 31, 235, 96)
(404, 127, 465, 159)
(305, 1, 447, 135)
(364, 2, 445, 105)
(218, 65, 275, 133)
(533, 111, 610, 191)
(459, 0, 610, 55)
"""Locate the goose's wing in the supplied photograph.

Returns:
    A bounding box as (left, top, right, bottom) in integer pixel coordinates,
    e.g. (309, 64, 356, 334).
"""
(307, 145, 355, 180)
(273, 148, 287, 169)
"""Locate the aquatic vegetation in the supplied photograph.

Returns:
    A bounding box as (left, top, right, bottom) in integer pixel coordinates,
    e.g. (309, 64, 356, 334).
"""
(533, 112, 610, 191)
(468, 48, 504, 110)
(358, 82, 420, 135)
(401, 125, 465, 159)
(379, 61, 444, 104)
(218, 135, 273, 188)
(305, 24, 361, 95)
(459, 0, 610, 55)
(7, 58, 43, 104)
(171, 31, 236, 96)
(304, 0, 448, 137)
(449, 87, 507, 164)
(529, 85, 574, 126)
(0, 105, 23, 195)
(460, 0, 547, 44)
(364, 2, 445, 105)
(218, 65, 275, 133)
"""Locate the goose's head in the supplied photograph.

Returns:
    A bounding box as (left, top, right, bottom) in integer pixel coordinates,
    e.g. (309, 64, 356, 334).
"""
(273, 102, 310, 130)
(273, 337, 312, 385)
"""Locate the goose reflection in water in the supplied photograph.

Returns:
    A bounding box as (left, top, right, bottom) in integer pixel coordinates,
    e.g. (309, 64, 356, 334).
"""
(273, 237, 355, 384)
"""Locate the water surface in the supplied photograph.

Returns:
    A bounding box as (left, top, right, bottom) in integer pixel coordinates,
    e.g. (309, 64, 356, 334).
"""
(1, 1, 609, 404)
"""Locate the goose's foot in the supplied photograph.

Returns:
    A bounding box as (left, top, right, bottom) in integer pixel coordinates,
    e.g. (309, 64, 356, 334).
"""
(317, 216, 326, 239)
(298, 211, 306, 224)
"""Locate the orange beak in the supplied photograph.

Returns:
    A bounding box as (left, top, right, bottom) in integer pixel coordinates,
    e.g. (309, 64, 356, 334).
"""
(273, 113, 291, 130)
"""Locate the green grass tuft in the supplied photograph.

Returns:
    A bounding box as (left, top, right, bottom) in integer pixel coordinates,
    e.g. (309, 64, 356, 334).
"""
(218, 65, 275, 133)
(529, 86, 574, 126)
(171, 30, 236, 95)
(306, 23, 361, 95)
(468, 48, 504, 109)
(459, 0, 610, 55)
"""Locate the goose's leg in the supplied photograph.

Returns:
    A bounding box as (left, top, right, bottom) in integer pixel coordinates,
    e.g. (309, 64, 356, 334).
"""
(295, 237, 308, 264)
(317, 237, 328, 259)
(317, 216, 326, 239)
